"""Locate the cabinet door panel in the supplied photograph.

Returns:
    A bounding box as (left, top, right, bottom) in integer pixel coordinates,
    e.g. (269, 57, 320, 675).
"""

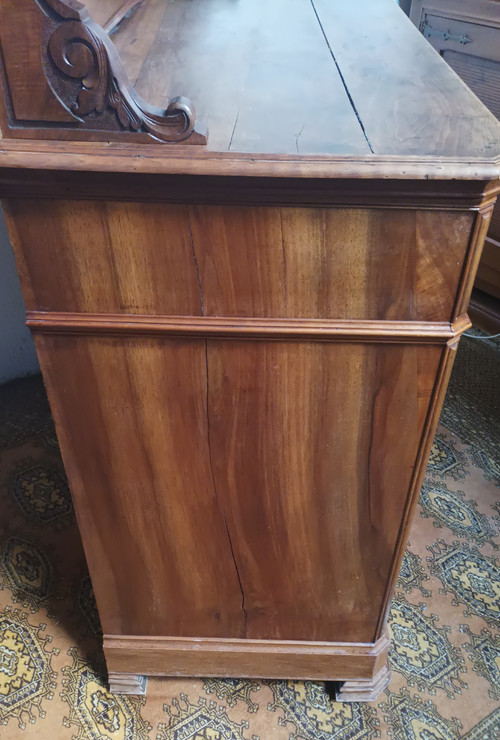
(206, 340, 441, 642)
(35, 334, 442, 643)
(35, 334, 245, 638)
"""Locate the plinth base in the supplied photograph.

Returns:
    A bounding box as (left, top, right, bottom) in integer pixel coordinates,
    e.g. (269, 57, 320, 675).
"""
(105, 632, 390, 701)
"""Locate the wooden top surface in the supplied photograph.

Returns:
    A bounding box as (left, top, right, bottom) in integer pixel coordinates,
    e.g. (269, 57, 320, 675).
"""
(106, 0, 500, 158)
(1, 0, 500, 179)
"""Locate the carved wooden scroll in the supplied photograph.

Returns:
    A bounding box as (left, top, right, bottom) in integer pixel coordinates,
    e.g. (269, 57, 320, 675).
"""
(0, 0, 207, 144)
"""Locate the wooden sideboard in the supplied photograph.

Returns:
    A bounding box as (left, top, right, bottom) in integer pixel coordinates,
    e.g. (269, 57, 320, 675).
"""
(1, 0, 500, 701)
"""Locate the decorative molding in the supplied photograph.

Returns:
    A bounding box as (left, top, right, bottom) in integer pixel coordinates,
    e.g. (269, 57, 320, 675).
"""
(0, 0, 206, 144)
(103, 632, 390, 682)
(0, 139, 499, 188)
(40, 0, 206, 143)
(335, 664, 391, 702)
(25, 311, 472, 344)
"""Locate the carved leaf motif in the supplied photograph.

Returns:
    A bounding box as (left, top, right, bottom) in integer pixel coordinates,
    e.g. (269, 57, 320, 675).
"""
(48, 20, 108, 116)
(39, 0, 206, 144)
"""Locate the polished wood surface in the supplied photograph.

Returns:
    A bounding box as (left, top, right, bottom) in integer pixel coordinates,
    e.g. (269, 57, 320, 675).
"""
(23, 311, 472, 344)
(37, 334, 246, 638)
(5, 193, 482, 648)
(1, 0, 500, 700)
(6, 200, 474, 322)
(39, 334, 440, 642)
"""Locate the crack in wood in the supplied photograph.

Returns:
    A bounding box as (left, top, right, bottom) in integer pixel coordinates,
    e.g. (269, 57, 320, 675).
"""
(279, 209, 287, 314)
(187, 209, 204, 316)
(309, 0, 374, 153)
(204, 340, 248, 636)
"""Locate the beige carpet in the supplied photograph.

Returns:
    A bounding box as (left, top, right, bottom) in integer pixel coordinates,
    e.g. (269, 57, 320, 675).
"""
(0, 333, 499, 739)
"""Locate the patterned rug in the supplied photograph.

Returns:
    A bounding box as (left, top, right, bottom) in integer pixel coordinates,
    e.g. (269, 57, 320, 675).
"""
(0, 334, 499, 740)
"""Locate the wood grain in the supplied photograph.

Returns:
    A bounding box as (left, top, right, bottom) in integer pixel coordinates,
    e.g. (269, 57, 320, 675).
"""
(0, 0, 75, 124)
(103, 632, 390, 681)
(6, 200, 203, 315)
(311, 0, 500, 157)
(7, 200, 474, 322)
(1, 0, 498, 696)
(1, 140, 499, 182)
(34, 331, 442, 643)
(127, 0, 369, 154)
(374, 340, 459, 638)
(281, 208, 474, 322)
(35, 334, 245, 637)
(205, 340, 441, 642)
(0, 0, 206, 145)
(3, 0, 499, 159)
(24, 311, 472, 344)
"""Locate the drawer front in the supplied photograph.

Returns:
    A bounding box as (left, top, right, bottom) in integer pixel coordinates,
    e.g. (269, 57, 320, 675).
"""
(421, 13, 500, 64)
(8, 200, 474, 322)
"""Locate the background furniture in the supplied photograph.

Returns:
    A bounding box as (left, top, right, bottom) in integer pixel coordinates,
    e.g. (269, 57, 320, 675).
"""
(1, 0, 499, 701)
(410, 0, 500, 328)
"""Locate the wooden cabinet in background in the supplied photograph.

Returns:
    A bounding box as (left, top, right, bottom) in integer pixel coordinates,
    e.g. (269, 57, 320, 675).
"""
(1, 0, 500, 701)
(410, 0, 500, 308)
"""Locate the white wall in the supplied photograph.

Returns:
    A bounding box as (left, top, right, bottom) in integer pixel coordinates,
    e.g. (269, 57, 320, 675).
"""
(0, 205, 40, 385)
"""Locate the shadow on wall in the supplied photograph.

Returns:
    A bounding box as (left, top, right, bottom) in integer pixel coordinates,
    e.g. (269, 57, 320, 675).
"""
(0, 205, 40, 385)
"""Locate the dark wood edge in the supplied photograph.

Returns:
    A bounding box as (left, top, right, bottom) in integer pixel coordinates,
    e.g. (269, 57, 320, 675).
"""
(453, 202, 496, 320)
(0, 139, 499, 181)
(0, 169, 497, 208)
(374, 342, 459, 640)
(103, 632, 390, 681)
(25, 311, 471, 343)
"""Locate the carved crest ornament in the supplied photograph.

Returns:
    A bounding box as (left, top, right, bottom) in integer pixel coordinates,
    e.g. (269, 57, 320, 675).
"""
(0, 0, 207, 143)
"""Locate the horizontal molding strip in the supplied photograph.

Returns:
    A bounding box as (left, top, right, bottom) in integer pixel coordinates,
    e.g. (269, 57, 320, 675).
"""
(1, 170, 497, 209)
(103, 632, 389, 681)
(26, 311, 471, 344)
(1, 140, 500, 181)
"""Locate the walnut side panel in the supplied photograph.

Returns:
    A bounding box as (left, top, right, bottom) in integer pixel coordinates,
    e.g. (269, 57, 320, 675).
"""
(33, 334, 441, 644)
(205, 340, 441, 642)
(7, 201, 204, 316)
(7, 200, 474, 322)
(34, 334, 245, 637)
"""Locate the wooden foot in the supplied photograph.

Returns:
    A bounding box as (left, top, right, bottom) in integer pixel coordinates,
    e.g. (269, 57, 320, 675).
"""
(108, 672, 148, 695)
(335, 665, 390, 702)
